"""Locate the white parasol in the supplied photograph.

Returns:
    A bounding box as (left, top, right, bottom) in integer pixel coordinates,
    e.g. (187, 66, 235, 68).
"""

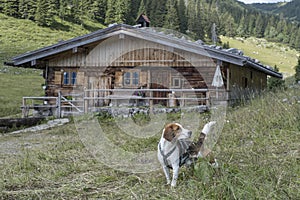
(212, 65, 224, 99)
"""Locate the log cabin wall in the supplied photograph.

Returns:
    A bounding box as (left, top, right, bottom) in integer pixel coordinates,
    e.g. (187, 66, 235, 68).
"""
(229, 64, 267, 103)
(45, 34, 221, 107)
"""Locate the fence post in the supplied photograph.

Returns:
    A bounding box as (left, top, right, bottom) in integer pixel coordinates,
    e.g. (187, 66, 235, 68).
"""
(206, 91, 210, 107)
(22, 98, 26, 118)
(148, 70, 153, 114)
(56, 91, 61, 118)
(84, 89, 88, 113)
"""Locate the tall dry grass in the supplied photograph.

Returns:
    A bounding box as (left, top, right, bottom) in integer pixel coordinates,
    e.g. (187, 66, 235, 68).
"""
(0, 87, 299, 199)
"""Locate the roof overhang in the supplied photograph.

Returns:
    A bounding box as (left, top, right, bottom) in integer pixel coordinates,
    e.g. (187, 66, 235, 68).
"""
(12, 25, 126, 66)
(246, 60, 283, 78)
(12, 25, 246, 67)
(8, 24, 282, 78)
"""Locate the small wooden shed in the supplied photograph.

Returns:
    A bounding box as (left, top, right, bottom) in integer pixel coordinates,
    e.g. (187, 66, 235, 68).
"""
(9, 24, 282, 116)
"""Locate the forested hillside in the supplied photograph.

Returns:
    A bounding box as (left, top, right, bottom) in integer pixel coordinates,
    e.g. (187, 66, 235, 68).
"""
(0, 0, 300, 50)
(252, 0, 300, 22)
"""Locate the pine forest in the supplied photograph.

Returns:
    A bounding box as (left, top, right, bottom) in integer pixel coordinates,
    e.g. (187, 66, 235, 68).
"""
(0, 0, 300, 50)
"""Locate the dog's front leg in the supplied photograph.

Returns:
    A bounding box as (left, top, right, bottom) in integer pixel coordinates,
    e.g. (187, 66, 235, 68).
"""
(162, 166, 171, 185)
(171, 165, 179, 187)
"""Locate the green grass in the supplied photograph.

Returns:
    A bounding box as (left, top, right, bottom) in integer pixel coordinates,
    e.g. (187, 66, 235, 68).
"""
(0, 14, 105, 63)
(221, 36, 299, 77)
(0, 14, 105, 117)
(0, 87, 299, 199)
(0, 14, 299, 198)
(0, 67, 44, 117)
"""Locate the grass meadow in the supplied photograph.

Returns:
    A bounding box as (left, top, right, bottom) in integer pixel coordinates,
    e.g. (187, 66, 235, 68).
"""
(0, 13, 105, 62)
(0, 13, 104, 117)
(0, 66, 44, 117)
(221, 36, 299, 77)
(0, 87, 299, 199)
(0, 12, 299, 199)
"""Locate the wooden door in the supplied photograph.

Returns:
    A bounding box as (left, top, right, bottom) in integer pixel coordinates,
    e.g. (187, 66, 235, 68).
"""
(88, 76, 111, 106)
(151, 70, 169, 106)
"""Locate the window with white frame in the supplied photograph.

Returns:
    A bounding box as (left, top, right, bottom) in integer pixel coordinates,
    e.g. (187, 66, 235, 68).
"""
(123, 71, 139, 86)
(63, 70, 77, 85)
(172, 77, 181, 88)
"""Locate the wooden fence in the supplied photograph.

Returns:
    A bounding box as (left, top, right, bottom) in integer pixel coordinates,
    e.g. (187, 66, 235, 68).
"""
(21, 88, 210, 118)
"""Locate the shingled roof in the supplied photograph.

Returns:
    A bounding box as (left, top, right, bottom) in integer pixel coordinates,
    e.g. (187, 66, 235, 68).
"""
(9, 24, 282, 78)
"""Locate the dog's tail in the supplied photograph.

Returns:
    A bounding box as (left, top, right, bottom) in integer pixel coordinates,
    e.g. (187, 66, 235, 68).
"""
(202, 121, 216, 135)
(187, 121, 216, 158)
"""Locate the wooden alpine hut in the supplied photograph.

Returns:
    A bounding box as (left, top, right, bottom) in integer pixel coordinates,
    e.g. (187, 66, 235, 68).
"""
(8, 23, 282, 117)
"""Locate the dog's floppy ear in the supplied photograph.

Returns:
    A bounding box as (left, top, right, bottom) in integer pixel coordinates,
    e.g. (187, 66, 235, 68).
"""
(163, 123, 180, 142)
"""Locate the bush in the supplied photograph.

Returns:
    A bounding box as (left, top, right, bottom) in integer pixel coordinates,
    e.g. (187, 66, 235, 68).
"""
(295, 57, 300, 84)
(268, 65, 286, 91)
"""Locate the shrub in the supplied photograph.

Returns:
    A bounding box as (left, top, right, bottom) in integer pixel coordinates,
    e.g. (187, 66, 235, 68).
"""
(295, 57, 300, 84)
(268, 65, 285, 91)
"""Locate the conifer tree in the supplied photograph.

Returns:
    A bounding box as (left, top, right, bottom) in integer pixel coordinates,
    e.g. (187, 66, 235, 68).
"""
(105, 0, 130, 25)
(35, 0, 55, 26)
(255, 13, 265, 38)
(115, 0, 131, 24)
(164, 0, 179, 31)
(177, 0, 187, 33)
(137, 0, 146, 17)
(236, 15, 245, 36)
(0, 0, 3, 12)
(0, 0, 299, 51)
(129, 0, 141, 23)
(186, 0, 204, 40)
(149, 0, 167, 27)
(90, 0, 107, 23)
(69, 0, 81, 24)
(268, 65, 285, 91)
(294, 28, 300, 50)
(48, 0, 57, 18)
(105, 0, 117, 24)
(246, 13, 256, 36)
(19, 0, 28, 18)
(58, 0, 67, 20)
(78, 0, 92, 23)
(211, 23, 218, 45)
(35, 0, 48, 26)
(3, 0, 19, 17)
(295, 57, 300, 84)
(19, 0, 36, 19)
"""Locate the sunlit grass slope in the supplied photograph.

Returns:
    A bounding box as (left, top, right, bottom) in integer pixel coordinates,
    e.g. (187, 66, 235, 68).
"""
(221, 36, 299, 77)
(0, 13, 105, 62)
(0, 13, 105, 117)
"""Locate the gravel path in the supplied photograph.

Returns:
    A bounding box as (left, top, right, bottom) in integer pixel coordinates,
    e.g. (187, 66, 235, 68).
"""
(8, 118, 69, 135)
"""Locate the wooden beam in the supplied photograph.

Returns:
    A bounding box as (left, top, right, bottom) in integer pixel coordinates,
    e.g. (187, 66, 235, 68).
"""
(148, 69, 153, 114)
(72, 47, 78, 53)
(31, 59, 36, 66)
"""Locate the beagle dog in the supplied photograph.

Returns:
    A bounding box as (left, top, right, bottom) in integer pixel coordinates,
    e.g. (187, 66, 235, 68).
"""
(157, 121, 216, 187)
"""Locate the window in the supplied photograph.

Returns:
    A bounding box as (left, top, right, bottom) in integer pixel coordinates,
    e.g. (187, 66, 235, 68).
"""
(242, 77, 248, 88)
(71, 71, 77, 85)
(124, 72, 131, 85)
(132, 72, 139, 85)
(172, 77, 181, 88)
(63, 72, 69, 85)
(123, 71, 139, 86)
(63, 70, 77, 85)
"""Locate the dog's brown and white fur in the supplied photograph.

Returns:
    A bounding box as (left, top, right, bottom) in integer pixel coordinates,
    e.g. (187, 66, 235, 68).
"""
(157, 122, 216, 187)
